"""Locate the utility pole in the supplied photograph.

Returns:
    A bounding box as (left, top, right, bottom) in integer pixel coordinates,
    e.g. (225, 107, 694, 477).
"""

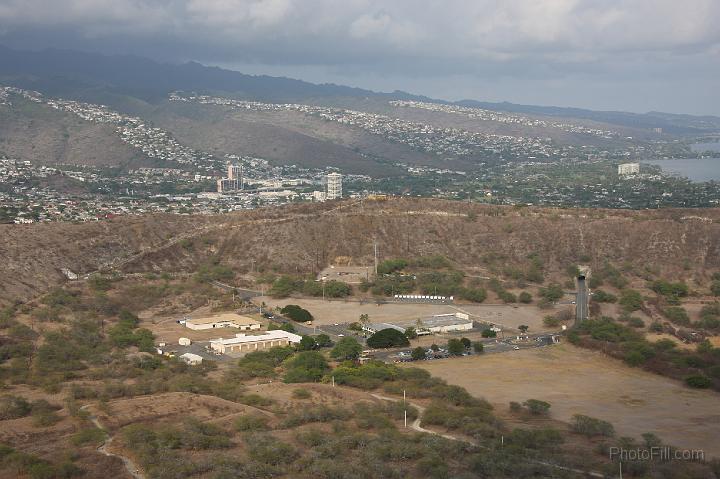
(374, 238, 378, 276)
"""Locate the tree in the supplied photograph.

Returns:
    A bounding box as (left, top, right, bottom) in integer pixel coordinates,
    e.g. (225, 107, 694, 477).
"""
(539, 283, 564, 302)
(460, 337, 471, 349)
(359, 314, 370, 328)
(366, 329, 410, 349)
(298, 335, 317, 351)
(472, 342, 484, 353)
(411, 346, 426, 361)
(518, 325, 529, 334)
(518, 291, 532, 304)
(481, 329, 497, 338)
(430, 343, 439, 352)
(523, 399, 551, 416)
(315, 334, 332, 347)
(404, 327, 418, 339)
(280, 305, 313, 322)
(543, 316, 560, 327)
(330, 337, 363, 360)
(447, 339, 465, 356)
(572, 414, 615, 437)
(323, 280, 352, 298)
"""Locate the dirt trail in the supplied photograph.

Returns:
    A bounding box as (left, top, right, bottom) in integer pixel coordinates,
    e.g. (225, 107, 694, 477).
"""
(80, 406, 144, 479)
(370, 393, 605, 478)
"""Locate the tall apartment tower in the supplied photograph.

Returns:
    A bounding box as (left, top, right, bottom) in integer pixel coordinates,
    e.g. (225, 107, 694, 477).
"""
(326, 172, 342, 200)
(228, 164, 243, 188)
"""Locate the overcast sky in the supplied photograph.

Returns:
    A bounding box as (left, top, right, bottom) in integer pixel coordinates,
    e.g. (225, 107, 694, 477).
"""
(1, 0, 719, 115)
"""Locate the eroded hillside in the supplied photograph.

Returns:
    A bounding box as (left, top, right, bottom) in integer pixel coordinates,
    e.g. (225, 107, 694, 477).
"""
(2, 198, 719, 306)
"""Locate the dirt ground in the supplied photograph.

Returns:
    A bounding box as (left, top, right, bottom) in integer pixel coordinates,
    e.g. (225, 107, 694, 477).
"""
(317, 266, 374, 284)
(139, 307, 269, 345)
(411, 343, 720, 457)
(260, 296, 562, 333)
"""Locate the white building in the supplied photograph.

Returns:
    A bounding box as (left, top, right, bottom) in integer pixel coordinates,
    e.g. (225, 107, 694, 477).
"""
(326, 172, 342, 200)
(210, 330, 302, 355)
(618, 163, 640, 175)
(184, 313, 262, 331)
(412, 313, 473, 333)
(179, 352, 203, 365)
(312, 191, 327, 202)
(228, 164, 242, 183)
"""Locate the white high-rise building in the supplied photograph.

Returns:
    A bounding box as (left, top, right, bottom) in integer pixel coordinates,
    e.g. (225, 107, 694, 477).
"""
(228, 164, 243, 187)
(618, 163, 640, 176)
(326, 172, 342, 200)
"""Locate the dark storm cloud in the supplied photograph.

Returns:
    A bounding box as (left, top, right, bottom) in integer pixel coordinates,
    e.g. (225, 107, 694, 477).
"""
(1, 0, 719, 114)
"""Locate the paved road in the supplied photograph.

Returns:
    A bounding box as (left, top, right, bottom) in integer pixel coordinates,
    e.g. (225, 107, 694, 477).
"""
(80, 405, 144, 479)
(576, 277, 589, 323)
(209, 280, 262, 300)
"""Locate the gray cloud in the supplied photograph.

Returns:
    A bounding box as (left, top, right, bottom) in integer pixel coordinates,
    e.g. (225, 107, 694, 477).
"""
(1, 0, 719, 114)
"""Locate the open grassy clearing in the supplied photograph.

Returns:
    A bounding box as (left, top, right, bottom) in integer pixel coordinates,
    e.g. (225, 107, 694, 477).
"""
(411, 343, 720, 457)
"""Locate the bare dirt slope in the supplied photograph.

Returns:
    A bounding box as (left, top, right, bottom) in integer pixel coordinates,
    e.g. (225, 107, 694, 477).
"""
(413, 343, 720, 457)
(0, 99, 150, 168)
(1, 199, 719, 305)
(149, 102, 437, 175)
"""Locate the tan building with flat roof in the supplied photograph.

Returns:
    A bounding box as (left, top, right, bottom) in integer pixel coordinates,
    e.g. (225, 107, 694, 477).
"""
(210, 330, 302, 355)
(184, 313, 262, 331)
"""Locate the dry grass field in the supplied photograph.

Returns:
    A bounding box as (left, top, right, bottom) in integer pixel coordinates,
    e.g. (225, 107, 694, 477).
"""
(260, 296, 558, 332)
(412, 343, 720, 457)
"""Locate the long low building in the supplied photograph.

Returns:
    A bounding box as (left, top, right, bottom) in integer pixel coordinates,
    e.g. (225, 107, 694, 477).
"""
(362, 313, 473, 336)
(406, 312, 473, 333)
(210, 330, 302, 355)
(184, 313, 262, 331)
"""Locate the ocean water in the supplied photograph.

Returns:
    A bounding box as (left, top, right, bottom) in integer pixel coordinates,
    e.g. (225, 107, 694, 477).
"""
(644, 158, 720, 182)
(690, 142, 720, 153)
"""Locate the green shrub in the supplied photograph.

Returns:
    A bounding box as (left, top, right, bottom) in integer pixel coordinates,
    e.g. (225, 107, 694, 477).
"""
(592, 290, 617, 303)
(664, 307, 690, 325)
(234, 415, 269, 432)
(518, 291, 532, 303)
(292, 388, 312, 399)
(685, 375, 712, 389)
(71, 427, 107, 446)
(523, 399, 551, 416)
(619, 289, 643, 312)
(571, 414, 615, 437)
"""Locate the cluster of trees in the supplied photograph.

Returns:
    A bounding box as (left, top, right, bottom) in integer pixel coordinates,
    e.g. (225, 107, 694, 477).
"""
(0, 444, 83, 479)
(649, 279, 689, 304)
(570, 316, 720, 391)
(283, 351, 330, 383)
(0, 395, 61, 427)
(538, 283, 564, 303)
(330, 337, 363, 360)
(365, 257, 489, 302)
(107, 310, 154, 351)
(366, 328, 409, 349)
(509, 399, 551, 416)
(588, 263, 628, 289)
(194, 263, 235, 283)
(297, 333, 332, 351)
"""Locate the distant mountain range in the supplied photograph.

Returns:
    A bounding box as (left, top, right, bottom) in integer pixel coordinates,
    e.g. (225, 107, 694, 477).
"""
(1, 44, 719, 134)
